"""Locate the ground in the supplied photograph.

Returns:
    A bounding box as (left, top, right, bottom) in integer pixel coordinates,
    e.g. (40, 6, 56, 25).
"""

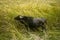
(0, 0, 60, 40)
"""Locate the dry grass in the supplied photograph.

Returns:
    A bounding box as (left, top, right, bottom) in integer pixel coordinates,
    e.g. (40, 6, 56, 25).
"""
(0, 0, 60, 40)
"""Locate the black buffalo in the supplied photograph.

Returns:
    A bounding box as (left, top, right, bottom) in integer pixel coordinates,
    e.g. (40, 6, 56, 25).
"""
(14, 15, 47, 32)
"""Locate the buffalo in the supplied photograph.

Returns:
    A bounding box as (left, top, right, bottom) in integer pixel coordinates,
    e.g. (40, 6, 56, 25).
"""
(14, 15, 47, 32)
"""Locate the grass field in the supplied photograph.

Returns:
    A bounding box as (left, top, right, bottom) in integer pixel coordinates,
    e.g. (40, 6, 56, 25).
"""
(0, 0, 60, 40)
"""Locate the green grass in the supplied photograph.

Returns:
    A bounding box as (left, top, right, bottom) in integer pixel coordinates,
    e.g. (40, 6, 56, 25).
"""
(0, 0, 60, 40)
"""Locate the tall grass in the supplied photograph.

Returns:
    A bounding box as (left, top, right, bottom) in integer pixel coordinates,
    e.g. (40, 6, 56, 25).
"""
(0, 0, 60, 40)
